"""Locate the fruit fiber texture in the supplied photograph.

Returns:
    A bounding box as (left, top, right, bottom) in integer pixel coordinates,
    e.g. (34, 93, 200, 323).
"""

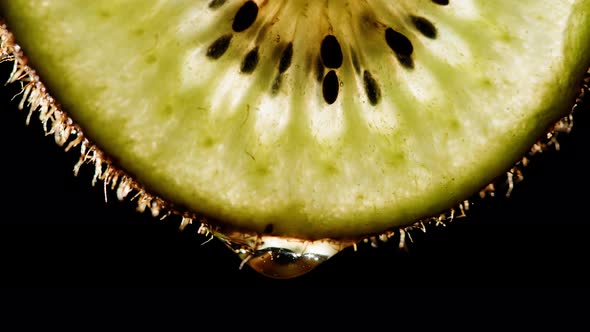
(1, 1, 589, 240)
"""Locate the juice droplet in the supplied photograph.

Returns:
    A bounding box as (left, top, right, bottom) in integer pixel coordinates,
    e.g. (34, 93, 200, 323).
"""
(212, 229, 355, 279)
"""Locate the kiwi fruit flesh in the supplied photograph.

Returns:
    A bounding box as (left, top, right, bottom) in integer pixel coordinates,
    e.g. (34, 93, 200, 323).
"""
(1, 1, 589, 277)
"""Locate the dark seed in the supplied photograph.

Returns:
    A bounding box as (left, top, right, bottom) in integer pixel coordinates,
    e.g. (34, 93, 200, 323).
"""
(271, 74, 282, 95)
(206, 34, 232, 59)
(322, 70, 339, 105)
(232, 1, 259, 32)
(278, 42, 294, 73)
(411, 16, 437, 39)
(385, 28, 413, 56)
(363, 70, 381, 106)
(315, 56, 325, 83)
(241, 47, 260, 73)
(208, 0, 227, 9)
(432, 0, 449, 5)
(320, 35, 343, 69)
(385, 28, 414, 68)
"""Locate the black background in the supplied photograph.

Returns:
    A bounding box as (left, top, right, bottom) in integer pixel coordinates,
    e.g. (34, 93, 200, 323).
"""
(0, 60, 588, 289)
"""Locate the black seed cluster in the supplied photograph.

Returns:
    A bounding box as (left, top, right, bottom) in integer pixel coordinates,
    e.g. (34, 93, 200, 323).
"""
(207, 1, 260, 65)
(204, 0, 448, 107)
(316, 35, 344, 104)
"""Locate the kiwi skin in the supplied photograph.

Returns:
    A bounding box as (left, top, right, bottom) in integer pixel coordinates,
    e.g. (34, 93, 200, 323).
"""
(1, 52, 589, 286)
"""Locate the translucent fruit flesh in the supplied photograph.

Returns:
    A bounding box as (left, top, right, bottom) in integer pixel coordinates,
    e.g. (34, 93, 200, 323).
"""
(0, 0, 589, 243)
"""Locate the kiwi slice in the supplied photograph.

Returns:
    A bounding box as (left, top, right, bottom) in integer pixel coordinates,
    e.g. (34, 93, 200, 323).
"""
(1, 1, 589, 278)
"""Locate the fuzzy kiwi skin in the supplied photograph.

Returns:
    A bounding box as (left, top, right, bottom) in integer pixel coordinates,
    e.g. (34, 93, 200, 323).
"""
(1, 1, 589, 241)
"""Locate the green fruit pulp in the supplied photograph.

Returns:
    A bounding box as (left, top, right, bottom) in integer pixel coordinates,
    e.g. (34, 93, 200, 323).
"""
(1, 0, 589, 239)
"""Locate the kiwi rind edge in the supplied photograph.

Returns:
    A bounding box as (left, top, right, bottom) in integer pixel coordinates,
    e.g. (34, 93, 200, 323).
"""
(1, 22, 589, 257)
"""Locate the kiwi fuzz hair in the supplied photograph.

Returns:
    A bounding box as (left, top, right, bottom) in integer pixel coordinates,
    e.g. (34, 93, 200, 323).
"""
(1, 21, 589, 253)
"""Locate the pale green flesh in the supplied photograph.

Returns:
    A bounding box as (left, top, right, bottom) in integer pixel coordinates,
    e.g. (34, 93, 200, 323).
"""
(1, 0, 589, 239)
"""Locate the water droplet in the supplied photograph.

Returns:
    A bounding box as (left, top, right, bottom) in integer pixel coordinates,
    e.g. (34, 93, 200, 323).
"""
(212, 229, 354, 279)
(245, 247, 328, 279)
